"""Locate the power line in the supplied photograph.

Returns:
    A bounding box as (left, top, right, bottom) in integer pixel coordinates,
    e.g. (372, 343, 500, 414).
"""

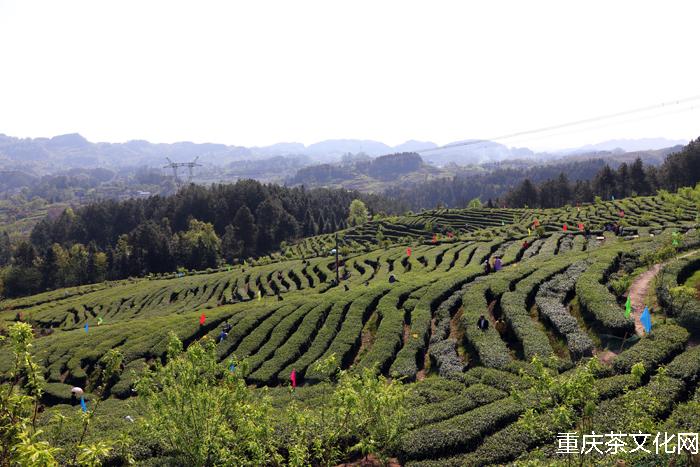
(418, 95, 700, 154)
(501, 104, 699, 149)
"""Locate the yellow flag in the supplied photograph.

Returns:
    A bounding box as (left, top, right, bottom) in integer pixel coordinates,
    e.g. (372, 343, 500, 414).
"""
(528, 228, 531, 236)
(257, 289, 262, 301)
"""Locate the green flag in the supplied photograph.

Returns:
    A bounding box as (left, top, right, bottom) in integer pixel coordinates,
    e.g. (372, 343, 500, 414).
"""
(625, 296, 631, 318)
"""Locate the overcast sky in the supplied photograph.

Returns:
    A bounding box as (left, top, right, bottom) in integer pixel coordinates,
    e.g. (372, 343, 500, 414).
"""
(0, 0, 698, 150)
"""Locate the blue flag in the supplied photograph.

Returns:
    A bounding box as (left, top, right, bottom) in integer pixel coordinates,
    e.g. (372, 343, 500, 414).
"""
(229, 363, 236, 372)
(640, 306, 652, 334)
(84, 322, 88, 333)
(80, 396, 87, 413)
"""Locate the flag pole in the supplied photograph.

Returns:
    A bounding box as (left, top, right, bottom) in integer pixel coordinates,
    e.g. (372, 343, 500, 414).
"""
(335, 232, 340, 284)
(618, 331, 628, 353)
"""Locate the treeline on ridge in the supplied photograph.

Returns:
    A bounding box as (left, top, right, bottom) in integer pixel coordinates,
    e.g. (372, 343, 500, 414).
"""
(504, 137, 700, 208)
(0, 180, 401, 297)
(383, 158, 612, 210)
(290, 152, 424, 184)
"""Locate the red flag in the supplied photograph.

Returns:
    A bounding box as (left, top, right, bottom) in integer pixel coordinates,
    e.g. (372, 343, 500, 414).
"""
(562, 224, 568, 232)
(447, 231, 454, 238)
(406, 247, 412, 257)
(578, 222, 584, 231)
(533, 218, 540, 227)
(290, 369, 297, 388)
(619, 210, 625, 217)
(432, 234, 437, 244)
(199, 313, 206, 325)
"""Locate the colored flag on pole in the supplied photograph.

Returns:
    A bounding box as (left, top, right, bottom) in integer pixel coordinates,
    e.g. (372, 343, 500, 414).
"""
(624, 296, 631, 318)
(406, 247, 412, 257)
(533, 219, 540, 227)
(619, 210, 625, 217)
(97, 317, 103, 326)
(432, 234, 437, 244)
(578, 222, 584, 231)
(562, 224, 568, 232)
(257, 289, 262, 301)
(229, 363, 235, 372)
(640, 306, 652, 334)
(84, 322, 89, 333)
(80, 396, 87, 413)
(501, 220, 505, 226)
(199, 313, 206, 325)
(528, 228, 531, 236)
(290, 369, 297, 388)
(447, 231, 454, 239)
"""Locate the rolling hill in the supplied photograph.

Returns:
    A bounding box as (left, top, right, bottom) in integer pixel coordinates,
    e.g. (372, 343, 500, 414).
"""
(2, 190, 700, 464)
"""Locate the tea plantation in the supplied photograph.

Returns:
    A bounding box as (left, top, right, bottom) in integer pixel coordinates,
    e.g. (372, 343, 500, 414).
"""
(2, 193, 700, 465)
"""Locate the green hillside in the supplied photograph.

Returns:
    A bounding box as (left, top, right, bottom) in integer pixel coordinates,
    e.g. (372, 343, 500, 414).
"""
(2, 192, 700, 465)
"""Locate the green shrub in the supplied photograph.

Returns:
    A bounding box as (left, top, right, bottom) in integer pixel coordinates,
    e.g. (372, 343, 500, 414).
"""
(592, 374, 685, 432)
(612, 324, 689, 374)
(665, 344, 700, 385)
(398, 396, 524, 461)
(575, 250, 635, 336)
(407, 384, 506, 429)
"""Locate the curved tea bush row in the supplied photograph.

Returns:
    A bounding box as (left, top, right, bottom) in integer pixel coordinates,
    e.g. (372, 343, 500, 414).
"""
(231, 302, 303, 360)
(304, 284, 390, 382)
(500, 260, 573, 360)
(458, 261, 539, 369)
(592, 374, 686, 432)
(279, 295, 353, 382)
(398, 395, 526, 461)
(390, 267, 483, 380)
(248, 302, 332, 385)
(575, 248, 635, 336)
(656, 251, 700, 331)
(243, 302, 317, 374)
(663, 344, 700, 386)
(403, 370, 657, 467)
(407, 383, 507, 430)
(356, 284, 424, 374)
(612, 323, 689, 374)
(534, 261, 593, 359)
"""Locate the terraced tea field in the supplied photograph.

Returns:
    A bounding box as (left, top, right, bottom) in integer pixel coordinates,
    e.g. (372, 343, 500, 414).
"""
(2, 194, 700, 465)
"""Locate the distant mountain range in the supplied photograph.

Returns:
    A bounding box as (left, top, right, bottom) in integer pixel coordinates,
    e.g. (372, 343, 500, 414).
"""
(0, 132, 689, 173)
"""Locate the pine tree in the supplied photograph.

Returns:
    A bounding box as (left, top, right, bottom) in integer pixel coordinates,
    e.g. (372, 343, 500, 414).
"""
(629, 157, 650, 196)
(0, 231, 11, 267)
(233, 205, 257, 257)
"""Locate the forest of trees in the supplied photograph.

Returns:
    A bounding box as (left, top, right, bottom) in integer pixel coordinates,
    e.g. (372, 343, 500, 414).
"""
(2, 139, 698, 298)
(383, 158, 611, 210)
(0, 180, 401, 297)
(503, 137, 700, 208)
(290, 152, 425, 184)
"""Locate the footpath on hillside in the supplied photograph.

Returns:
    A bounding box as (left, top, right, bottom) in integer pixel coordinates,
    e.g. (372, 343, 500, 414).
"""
(597, 250, 699, 363)
(627, 250, 699, 336)
(628, 264, 662, 336)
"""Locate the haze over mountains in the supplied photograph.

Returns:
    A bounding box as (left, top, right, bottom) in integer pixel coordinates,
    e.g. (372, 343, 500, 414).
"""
(0, 132, 687, 172)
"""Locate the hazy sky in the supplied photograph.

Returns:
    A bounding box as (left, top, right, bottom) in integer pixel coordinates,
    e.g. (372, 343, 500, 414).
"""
(1, 0, 698, 150)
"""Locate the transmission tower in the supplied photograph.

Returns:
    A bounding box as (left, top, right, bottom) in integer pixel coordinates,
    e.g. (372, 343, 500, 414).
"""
(163, 156, 202, 186)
